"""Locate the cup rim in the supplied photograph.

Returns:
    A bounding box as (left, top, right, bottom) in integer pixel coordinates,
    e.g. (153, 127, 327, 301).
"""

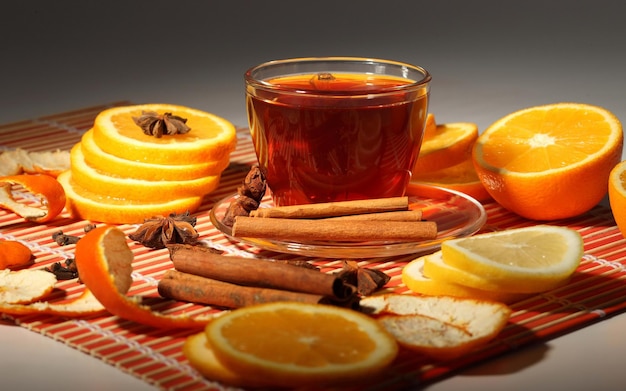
(245, 56, 431, 94)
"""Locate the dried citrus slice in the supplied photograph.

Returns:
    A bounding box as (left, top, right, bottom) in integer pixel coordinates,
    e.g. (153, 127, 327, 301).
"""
(0, 148, 70, 177)
(402, 256, 528, 303)
(0, 174, 66, 223)
(91, 104, 237, 165)
(69, 143, 221, 202)
(608, 160, 626, 239)
(473, 103, 623, 220)
(74, 225, 214, 328)
(0, 284, 105, 316)
(411, 157, 491, 202)
(57, 170, 203, 224)
(438, 225, 583, 293)
(360, 294, 511, 359)
(0, 269, 56, 304)
(79, 129, 230, 181)
(205, 301, 398, 388)
(412, 119, 478, 173)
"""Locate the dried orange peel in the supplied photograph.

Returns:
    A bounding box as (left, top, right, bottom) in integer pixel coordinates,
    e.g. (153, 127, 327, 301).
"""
(74, 225, 216, 329)
(0, 174, 66, 223)
(0, 269, 105, 316)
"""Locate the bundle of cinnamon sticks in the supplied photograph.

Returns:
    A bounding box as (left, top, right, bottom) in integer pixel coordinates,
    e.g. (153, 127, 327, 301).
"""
(231, 196, 438, 242)
(158, 245, 362, 309)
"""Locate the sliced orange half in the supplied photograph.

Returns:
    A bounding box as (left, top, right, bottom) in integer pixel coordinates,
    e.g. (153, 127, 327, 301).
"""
(473, 102, 623, 220)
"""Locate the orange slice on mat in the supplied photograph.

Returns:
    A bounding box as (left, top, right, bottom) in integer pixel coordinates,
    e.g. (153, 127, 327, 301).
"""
(79, 129, 230, 181)
(473, 102, 623, 220)
(411, 157, 491, 202)
(57, 171, 203, 224)
(413, 117, 479, 173)
(609, 160, 626, 239)
(91, 104, 237, 165)
(0, 174, 66, 223)
(74, 225, 215, 329)
(69, 143, 221, 202)
(205, 301, 398, 388)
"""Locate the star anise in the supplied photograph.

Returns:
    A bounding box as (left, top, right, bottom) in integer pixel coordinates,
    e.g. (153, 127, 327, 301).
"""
(335, 260, 391, 296)
(129, 211, 199, 249)
(132, 111, 191, 138)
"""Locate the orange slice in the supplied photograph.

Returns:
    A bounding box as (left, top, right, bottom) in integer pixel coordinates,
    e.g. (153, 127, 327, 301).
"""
(0, 174, 66, 223)
(609, 160, 626, 239)
(74, 225, 215, 329)
(411, 157, 491, 202)
(91, 104, 237, 165)
(183, 331, 273, 388)
(205, 301, 398, 388)
(57, 171, 203, 224)
(473, 102, 623, 220)
(79, 129, 230, 181)
(413, 119, 479, 173)
(69, 143, 221, 202)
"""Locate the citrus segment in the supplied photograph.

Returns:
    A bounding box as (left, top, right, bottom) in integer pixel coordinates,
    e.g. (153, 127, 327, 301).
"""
(402, 256, 527, 303)
(609, 160, 626, 239)
(92, 104, 237, 164)
(473, 103, 623, 220)
(411, 158, 491, 202)
(205, 301, 398, 387)
(80, 129, 230, 181)
(413, 121, 478, 173)
(69, 144, 221, 202)
(440, 225, 583, 293)
(58, 171, 203, 224)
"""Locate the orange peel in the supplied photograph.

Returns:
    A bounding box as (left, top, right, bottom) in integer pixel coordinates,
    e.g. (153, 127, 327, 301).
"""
(0, 174, 66, 223)
(0, 282, 105, 316)
(74, 225, 216, 329)
(0, 240, 34, 270)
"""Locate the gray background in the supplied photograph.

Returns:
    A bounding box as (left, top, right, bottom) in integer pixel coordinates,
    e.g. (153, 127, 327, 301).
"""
(2, 0, 625, 131)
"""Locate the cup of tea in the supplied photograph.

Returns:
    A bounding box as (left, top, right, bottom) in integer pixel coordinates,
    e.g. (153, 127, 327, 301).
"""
(245, 57, 431, 206)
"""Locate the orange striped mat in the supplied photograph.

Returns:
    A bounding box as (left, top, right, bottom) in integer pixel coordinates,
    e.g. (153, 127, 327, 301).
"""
(1, 102, 626, 390)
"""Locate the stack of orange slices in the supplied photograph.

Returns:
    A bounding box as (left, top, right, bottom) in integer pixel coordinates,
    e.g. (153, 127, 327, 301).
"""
(410, 114, 491, 202)
(57, 104, 237, 224)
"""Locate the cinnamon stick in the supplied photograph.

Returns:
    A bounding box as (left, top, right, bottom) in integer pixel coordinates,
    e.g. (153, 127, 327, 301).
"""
(168, 244, 356, 299)
(232, 216, 438, 242)
(324, 209, 422, 222)
(158, 270, 357, 309)
(249, 196, 409, 219)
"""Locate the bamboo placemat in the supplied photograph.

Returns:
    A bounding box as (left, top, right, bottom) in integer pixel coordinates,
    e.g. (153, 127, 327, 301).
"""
(1, 102, 626, 390)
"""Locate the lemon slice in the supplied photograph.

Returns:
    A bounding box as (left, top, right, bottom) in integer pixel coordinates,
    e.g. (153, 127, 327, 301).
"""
(402, 255, 528, 302)
(439, 225, 583, 293)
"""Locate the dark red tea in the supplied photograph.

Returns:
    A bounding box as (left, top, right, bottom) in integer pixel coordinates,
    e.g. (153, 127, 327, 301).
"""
(247, 72, 429, 206)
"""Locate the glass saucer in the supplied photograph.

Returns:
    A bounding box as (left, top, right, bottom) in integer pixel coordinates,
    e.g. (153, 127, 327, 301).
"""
(209, 183, 486, 258)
